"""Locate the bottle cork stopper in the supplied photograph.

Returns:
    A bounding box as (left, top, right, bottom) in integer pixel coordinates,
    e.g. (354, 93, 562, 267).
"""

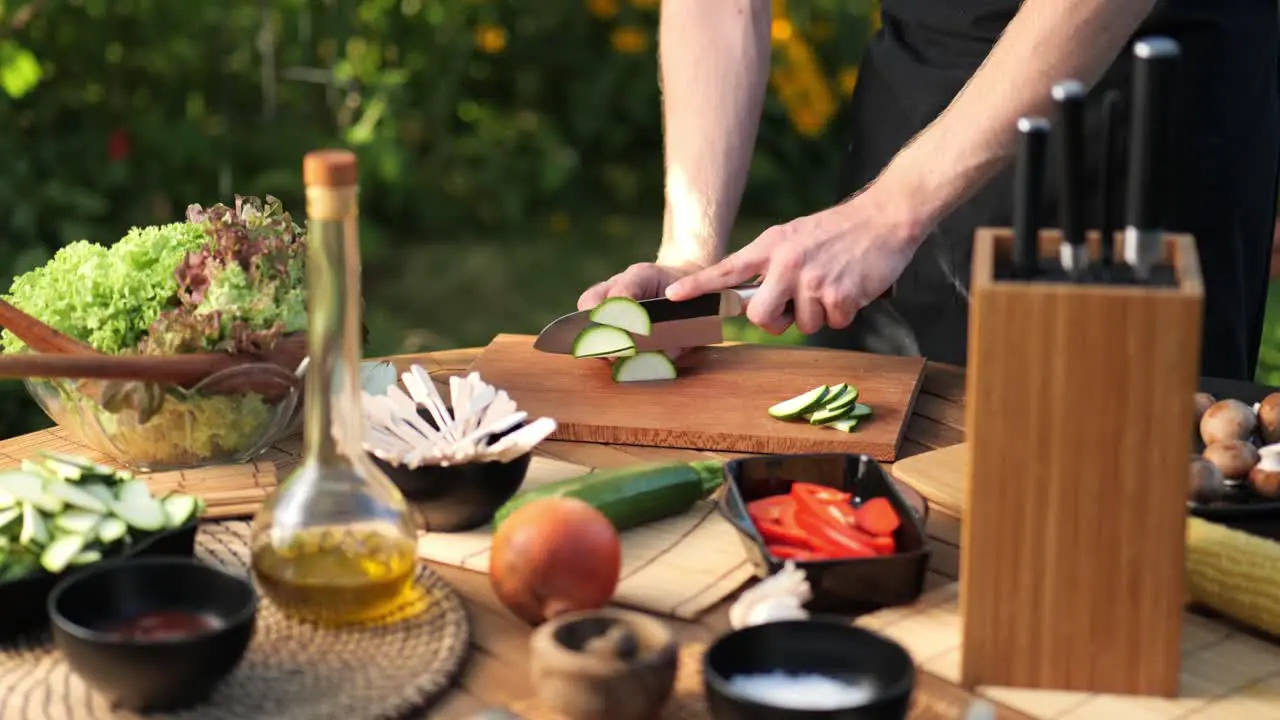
(303, 149, 358, 188)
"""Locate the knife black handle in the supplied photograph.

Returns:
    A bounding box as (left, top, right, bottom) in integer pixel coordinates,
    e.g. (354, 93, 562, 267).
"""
(1125, 37, 1182, 232)
(1098, 89, 1122, 266)
(1013, 116, 1051, 278)
(1052, 80, 1088, 251)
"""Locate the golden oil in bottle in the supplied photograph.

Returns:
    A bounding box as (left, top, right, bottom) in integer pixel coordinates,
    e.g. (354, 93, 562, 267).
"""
(251, 524, 422, 626)
(249, 149, 422, 628)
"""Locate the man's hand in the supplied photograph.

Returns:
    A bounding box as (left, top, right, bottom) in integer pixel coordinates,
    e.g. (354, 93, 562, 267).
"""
(576, 262, 703, 311)
(665, 189, 925, 335)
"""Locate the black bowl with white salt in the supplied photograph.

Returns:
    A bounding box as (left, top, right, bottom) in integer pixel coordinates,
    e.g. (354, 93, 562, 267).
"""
(703, 620, 914, 720)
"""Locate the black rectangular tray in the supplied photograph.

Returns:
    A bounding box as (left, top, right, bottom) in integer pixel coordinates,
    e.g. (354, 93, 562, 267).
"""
(717, 453, 930, 614)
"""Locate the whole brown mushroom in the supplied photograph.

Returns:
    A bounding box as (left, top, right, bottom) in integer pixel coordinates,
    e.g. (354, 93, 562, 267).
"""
(1189, 455, 1227, 504)
(1200, 399, 1257, 447)
(1194, 392, 1217, 425)
(1248, 444, 1280, 499)
(1257, 393, 1280, 445)
(1203, 439, 1260, 480)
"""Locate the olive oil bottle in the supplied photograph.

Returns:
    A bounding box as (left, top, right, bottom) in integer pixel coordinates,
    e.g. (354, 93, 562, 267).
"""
(249, 150, 420, 626)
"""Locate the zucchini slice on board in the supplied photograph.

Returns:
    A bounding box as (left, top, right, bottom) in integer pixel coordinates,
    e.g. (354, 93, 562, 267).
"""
(572, 326, 637, 359)
(825, 417, 860, 432)
(808, 404, 852, 425)
(821, 385, 859, 413)
(588, 297, 653, 336)
(613, 352, 677, 382)
(767, 385, 830, 420)
(846, 402, 873, 419)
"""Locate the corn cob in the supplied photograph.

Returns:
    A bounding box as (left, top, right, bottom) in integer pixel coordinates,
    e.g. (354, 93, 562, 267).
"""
(1186, 517, 1280, 635)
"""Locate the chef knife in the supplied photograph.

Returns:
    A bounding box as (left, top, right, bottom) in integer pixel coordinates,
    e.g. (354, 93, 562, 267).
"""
(1098, 89, 1122, 269)
(1123, 36, 1182, 281)
(534, 285, 768, 354)
(1052, 79, 1088, 278)
(1012, 116, 1051, 279)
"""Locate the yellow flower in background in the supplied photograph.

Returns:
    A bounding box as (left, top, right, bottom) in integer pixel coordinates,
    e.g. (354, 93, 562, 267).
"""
(587, 0, 620, 19)
(837, 66, 860, 96)
(870, 0, 883, 32)
(611, 26, 649, 54)
(550, 212, 571, 234)
(473, 24, 507, 54)
(772, 0, 788, 14)
(771, 36, 838, 137)
(770, 17, 794, 44)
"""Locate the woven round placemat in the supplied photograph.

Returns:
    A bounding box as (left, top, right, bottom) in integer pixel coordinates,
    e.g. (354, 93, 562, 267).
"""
(0, 520, 471, 720)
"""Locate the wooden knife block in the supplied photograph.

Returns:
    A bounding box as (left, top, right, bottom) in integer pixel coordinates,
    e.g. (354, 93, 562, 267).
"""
(960, 228, 1203, 697)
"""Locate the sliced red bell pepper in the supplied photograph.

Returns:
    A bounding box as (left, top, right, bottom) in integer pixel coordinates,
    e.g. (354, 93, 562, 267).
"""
(755, 517, 812, 548)
(790, 494, 877, 559)
(789, 482, 851, 504)
(767, 544, 830, 562)
(855, 497, 901, 537)
(850, 526, 896, 555)
(746, 494, 791, 524)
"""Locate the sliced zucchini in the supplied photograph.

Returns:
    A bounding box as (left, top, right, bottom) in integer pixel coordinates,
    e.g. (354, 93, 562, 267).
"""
(41, 457, 85, 482)
(110, 496, 166, 533)
(162, 494, 200, 528)
(70, 549, 103, 566)
(116, 479, 154, 506)
(571, 325, 637, 359)
(79, 482, 115, 506)
(809, 404, 852, 425)
(54, 509, 104, 535)
(0, 471, 44, 504)
(46, 480, 109, 514)
(846, 403, 873, 419)
(822, 386, 859, 413)
(824, 417, 860, 433)
(97, 517, 129, 544)
(19, 459, 55, 481)
(0, 507, 21, 534)
(0, 489, 14, 510)
(612, 352, 678, 382)
(588, 297, 653, 336)
(40, 534, 86, 574)
(767, 386, 829, 420)
(19, 503, 48, 547)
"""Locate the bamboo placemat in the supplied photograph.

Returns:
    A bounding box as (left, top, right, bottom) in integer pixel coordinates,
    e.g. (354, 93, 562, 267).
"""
(0, 424, 300, 519)
(415, 455, 756, 620)
(0, 426, 756, 620)
(854, 583, 1280, 719)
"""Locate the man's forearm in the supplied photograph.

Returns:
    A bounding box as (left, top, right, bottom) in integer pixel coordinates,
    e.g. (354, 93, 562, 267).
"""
(656, 0, 771, 269)
(872, 0, 1158, 241)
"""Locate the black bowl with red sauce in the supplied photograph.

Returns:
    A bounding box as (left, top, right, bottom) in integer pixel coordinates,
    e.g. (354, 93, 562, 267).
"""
(48, 557, 257, 712)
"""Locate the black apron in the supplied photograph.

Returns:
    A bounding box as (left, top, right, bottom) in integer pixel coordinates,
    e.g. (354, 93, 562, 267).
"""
(808, 0, 1280, 382)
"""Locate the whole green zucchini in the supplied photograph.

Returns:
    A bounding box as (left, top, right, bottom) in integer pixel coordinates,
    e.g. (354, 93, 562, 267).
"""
(491, 460, 725, 532)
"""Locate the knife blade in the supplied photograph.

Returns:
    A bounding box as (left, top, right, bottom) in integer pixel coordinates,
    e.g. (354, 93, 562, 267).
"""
(1123, 36, 1182, 281)
(1052, 79, 1088, 278)
(533, 285, 763, 354)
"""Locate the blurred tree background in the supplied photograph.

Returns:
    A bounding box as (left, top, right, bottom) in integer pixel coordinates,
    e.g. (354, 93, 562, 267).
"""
(1, 0, 1278, 439)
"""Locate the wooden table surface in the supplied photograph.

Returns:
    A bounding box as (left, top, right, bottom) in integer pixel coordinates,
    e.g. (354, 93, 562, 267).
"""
(397, 346, 1017, 720)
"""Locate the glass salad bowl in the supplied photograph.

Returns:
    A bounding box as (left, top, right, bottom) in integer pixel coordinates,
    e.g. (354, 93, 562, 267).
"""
(26, 362, 301, 472)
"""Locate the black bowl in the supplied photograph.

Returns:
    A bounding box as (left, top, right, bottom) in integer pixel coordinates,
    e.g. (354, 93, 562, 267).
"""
(368, 409, 532, 532)
(717, 453, 930, 613)
(704, 620, 915, 720)
(48, 557, 257, 712)
(0, 520, 199, 640)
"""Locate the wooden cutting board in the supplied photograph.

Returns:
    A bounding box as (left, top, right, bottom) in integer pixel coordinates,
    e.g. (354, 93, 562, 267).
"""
(468, 334, 927, 461)
(890, 443, 968, 518)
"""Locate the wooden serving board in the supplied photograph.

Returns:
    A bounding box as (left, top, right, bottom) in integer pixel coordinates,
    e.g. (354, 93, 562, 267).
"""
(415, 455, 757, 620)
(469, 334, 927, 461)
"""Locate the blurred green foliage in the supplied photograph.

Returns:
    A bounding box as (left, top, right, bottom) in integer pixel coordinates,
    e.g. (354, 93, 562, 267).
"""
(0, 0, 875, 437)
